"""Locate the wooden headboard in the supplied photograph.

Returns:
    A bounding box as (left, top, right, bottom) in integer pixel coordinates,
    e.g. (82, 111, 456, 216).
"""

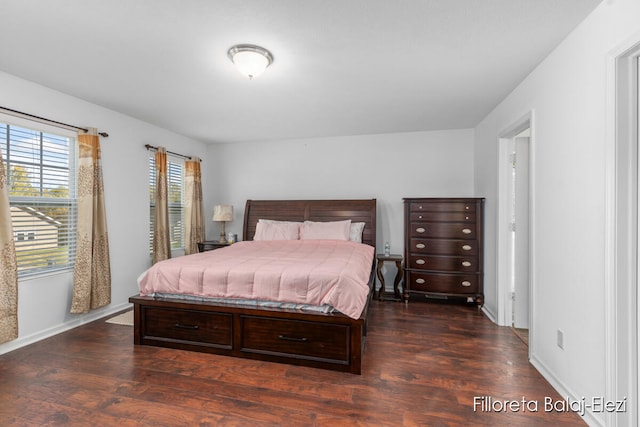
(243, 199, 377, 247)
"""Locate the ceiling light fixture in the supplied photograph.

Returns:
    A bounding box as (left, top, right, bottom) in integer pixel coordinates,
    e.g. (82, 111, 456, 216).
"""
(227, 44, 273, 80)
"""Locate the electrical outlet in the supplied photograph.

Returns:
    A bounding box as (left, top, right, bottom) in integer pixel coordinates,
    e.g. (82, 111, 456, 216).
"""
(557, 329, 564, 349)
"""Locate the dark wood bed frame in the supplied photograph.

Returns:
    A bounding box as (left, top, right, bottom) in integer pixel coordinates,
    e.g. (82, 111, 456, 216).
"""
(129, 199, 377, 374)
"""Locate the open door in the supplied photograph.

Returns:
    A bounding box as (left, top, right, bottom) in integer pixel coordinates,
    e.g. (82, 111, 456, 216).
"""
(513, 136, 530, 330)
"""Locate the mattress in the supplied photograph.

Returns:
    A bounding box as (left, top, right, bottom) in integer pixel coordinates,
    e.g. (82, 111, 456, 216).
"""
(137, 239, 375, 319)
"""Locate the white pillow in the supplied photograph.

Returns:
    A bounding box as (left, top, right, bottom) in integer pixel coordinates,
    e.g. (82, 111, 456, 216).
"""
(300, 220, 351, 241)
(349, 222, 366, 243)
(254, 219, 301, 240)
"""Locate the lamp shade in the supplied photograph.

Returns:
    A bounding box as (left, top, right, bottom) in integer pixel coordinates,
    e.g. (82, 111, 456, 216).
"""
(228, 44, 273, 79)
(213, 205, 233, 222)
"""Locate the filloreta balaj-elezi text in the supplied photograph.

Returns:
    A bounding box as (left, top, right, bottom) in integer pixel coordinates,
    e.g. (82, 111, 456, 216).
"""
(473, 395, 627, 417)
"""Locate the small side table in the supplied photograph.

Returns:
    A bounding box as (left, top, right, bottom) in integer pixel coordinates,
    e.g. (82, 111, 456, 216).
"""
(376, 254, 403, 301)
(197, 241, 231, 252)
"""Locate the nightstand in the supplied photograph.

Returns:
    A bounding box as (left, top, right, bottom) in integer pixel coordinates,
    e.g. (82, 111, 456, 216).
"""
(376, 253, 403, 301)
(197, 241, 231, 252)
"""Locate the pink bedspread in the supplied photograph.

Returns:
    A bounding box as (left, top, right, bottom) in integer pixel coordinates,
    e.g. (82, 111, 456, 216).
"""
(138, 240, 375, 319)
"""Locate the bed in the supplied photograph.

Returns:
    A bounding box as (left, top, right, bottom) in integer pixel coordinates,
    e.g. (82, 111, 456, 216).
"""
(129, 199, 377, 374)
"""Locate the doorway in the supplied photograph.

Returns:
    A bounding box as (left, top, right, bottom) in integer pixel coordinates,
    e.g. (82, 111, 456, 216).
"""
(497, 114, 533, 353)
(511, 130, 530, 344)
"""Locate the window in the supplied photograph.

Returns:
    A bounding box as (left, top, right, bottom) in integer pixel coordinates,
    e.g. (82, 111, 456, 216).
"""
(0, 122, 77, 277)
(149, 153, 185, 253)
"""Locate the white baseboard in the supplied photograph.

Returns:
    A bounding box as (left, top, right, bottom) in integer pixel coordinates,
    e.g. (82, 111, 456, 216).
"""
(481, 304, 497, 324)
(529, 353, 603, 427)
(0, 301, 132, 355)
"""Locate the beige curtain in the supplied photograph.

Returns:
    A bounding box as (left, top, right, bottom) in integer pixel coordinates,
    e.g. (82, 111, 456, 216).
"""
(184, 157, 204, 255)
(0, 147, 18, 343)
(71, 128, 111, 314)
(152, 147, 171, 263)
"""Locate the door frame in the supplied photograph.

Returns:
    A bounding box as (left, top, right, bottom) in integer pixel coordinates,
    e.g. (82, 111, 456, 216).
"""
(605, 35, 640, 427)
(496, 111, 535, 357)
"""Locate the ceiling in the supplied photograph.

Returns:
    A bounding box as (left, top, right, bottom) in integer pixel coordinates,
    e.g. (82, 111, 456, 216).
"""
(0, 0, 601, 144)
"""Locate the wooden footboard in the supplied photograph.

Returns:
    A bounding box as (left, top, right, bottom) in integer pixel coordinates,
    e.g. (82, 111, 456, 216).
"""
(129, 276, 373, 374)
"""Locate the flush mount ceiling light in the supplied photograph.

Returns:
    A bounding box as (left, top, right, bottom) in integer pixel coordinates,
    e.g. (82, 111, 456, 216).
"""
(227, 44, 273, 80)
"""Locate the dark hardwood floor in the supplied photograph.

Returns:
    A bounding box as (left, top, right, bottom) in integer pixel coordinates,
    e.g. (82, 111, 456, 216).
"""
(0, 300, 585, 426)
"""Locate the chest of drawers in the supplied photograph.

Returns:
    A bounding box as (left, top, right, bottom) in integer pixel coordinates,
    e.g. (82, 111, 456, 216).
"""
(403, 198, 484, 306)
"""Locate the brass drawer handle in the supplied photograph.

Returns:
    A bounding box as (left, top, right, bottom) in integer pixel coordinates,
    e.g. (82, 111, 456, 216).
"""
(465, 206, 470, 210)
(415, 278, 426, 284)
(416, 259, 426, 265)
(462, 244, 472, 251)
(461, 281, 472, 287)
(418, 215, 423, 219)
(461, 261, 472, 267)
(416, 243, 426, 249)
(462, 228, 472, 234)
(416, 227, 426, 233)
(418, 205, 423, 209)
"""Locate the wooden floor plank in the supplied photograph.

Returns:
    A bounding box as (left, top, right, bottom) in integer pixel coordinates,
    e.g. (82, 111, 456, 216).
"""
(0, 300, 586, 426)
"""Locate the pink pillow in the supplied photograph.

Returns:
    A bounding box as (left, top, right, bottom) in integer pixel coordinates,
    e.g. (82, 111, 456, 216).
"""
(300, 220, 352, 241)
(254, 220, 300, 240)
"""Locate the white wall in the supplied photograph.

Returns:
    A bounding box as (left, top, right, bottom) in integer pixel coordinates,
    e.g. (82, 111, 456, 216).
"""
(474, 0, 640, 425)
(0, 71, 473, 351)
(206, 129, 475, 290)
(0, 71, 208, 354)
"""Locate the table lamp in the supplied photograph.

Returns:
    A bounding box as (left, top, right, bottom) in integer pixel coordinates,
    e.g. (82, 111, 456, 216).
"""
(213, 205, 233, 243)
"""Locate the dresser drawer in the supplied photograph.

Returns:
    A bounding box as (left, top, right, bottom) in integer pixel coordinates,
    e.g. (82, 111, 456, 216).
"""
(407, 271, 479, 294)
(408, 254, 477, 272)
(143, 307, 232, 348)
(409, 222, 476, 239)
(409, 201, 476, 213)
(411, 211, 475, 223)
(410, 238, 479, 256)
(240, 316, 350, 364)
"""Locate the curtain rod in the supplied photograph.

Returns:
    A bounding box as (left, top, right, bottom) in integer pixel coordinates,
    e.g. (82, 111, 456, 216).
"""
(144, 144, 198, 161)
(0, 106, 109, 137)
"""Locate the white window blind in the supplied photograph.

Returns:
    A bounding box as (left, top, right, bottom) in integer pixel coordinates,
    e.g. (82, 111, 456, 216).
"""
(149, 153, 185, 253)
(0, 123, 77, 277)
